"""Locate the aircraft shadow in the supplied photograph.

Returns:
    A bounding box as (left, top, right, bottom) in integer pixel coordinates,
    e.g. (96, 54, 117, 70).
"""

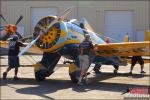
(0, 72, 149, 99)
(72, 72, 150, 92)
(0, 47, 8, 55)
(91, 72, 150, 79)
(0, 47, 41, 56)
(1, 78, 72, 100)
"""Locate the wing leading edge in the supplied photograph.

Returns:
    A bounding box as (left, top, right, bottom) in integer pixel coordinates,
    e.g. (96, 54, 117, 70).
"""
(95, 41, 150, 57)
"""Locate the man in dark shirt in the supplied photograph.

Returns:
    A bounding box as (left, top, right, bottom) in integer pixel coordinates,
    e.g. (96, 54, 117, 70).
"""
(3, 35, 24, 80)
(78, 34, 94, 85)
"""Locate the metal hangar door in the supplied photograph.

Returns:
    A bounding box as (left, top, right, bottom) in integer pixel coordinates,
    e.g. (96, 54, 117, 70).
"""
(31, 7, 58, 32)
(105, 11, 133, 42)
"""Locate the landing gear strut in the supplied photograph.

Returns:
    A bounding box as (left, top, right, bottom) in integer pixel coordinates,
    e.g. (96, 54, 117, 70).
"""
(113, 65, 119, 74)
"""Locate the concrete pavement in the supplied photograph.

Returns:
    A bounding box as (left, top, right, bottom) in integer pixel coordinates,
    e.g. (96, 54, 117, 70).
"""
(0, 55, 150, 99)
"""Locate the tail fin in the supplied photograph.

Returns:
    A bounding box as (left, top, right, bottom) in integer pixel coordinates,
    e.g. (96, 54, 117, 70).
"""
(80, 18, 95, 33)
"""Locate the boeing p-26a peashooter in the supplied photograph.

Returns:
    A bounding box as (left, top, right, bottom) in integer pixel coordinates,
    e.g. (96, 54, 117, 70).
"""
(1, 8, 149, 83)
(0, 14, 24, 40)
(0, 14, 36, 54)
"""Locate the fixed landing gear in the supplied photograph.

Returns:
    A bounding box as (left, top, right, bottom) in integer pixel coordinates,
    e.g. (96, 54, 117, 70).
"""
(93, 64, 119, 74)
(68, 63, 80, 83)
(35, 70, 54, 81)
(35, 70, 46, 81)
(69, 73, 78, 83)
(113, 65, 119, 74)
(113, 69, 118, 74)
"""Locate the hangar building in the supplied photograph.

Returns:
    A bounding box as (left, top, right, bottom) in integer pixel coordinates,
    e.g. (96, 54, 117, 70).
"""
(1, 0, 150, 42)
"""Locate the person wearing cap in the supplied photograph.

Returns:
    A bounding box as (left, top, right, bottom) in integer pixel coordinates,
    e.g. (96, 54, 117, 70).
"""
(78, 34, 94, 85)
(3, 35, 25, 80)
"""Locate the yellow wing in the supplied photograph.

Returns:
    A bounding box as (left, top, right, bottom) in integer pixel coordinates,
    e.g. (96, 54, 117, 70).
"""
(0, 41, 42, 54)
(95, 41, 150, 57)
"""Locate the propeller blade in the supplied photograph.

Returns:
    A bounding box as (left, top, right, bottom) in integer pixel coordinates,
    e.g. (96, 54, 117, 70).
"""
(0, 28, 6, 31)
(19, 17, 59, 56)
(0, 25, 6, 28)
(18, 8, 72, 56)
(59, 7, 72, 20)
(45, 8, 72, 34)
(15, 16, 23, 25)
(18, 35, 40, 57)
(15, 31, 23, 39)
(20, 35, 33, 42)
(0, 14, 8, 24)
(0, 26, 6, 31)
(44, 19, 59, 34)
(18, 17, 58, 57)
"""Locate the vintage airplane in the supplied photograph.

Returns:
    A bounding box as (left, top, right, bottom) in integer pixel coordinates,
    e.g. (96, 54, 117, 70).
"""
(1, 8, 149, 83)
(0, 14, 24, 40)
(0, 14, 39, 55)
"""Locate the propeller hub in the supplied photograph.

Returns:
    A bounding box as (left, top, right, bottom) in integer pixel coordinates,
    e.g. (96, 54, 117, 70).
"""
(6, 24, 17, 34)
(33, 16, 61, 51)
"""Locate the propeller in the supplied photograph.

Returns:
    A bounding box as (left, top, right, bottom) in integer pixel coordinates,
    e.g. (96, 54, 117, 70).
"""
(15, 31, 23, 39)
(18, 8, 72, 57)
(0, 28, 5, 31)
(18, 35, 40, 57)
(0, 14, 23, 40)
(0, 26, 6, 31)
(0, 14, 8, 24)
(20, 35, 33, 42)
(0, 25, 6, 28)
(44, 7, 72, 34)
(15, 15, 23, 25)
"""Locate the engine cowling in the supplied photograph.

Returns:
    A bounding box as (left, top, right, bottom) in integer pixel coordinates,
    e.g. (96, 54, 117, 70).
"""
(33, 16, 61, 52)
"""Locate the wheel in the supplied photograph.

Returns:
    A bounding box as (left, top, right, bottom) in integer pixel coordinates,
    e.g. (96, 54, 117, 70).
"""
(68, 63, 80, 83)
(35, 72, 45, 81)
(113, 69, 118, 74)
(113, 65, 119, 74)
(35, 70, 46, 81)
(69, 73, 78, 83)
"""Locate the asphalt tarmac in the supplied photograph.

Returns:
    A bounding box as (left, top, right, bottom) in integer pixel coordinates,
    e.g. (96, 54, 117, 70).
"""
(0, 55, 150, 99)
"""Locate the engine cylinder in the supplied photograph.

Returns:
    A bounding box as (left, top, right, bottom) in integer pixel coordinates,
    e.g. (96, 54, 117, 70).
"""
(33, 16, 61, 51)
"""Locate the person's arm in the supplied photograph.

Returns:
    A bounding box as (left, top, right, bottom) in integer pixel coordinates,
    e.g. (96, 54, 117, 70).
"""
(89, 42, 95, 54)
(15, 32, 23, 39)
(18, 41, 25, 47)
